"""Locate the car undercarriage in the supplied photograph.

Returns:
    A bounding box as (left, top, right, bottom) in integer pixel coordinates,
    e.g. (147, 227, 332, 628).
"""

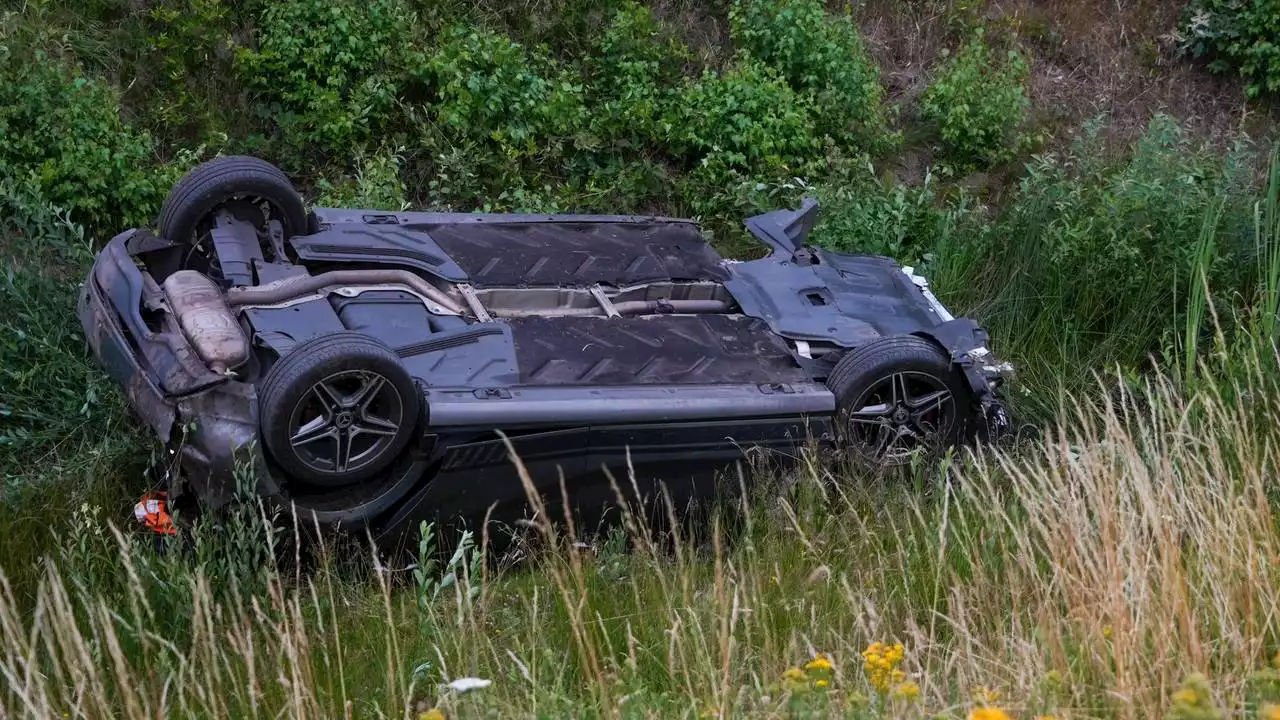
(78, 156, 1012, 546)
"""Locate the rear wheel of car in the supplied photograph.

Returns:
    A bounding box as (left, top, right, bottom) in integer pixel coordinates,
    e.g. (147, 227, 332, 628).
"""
(259, 332, 420, 487)
(826, 335, 970, 464)
(158, 155, 308, 254)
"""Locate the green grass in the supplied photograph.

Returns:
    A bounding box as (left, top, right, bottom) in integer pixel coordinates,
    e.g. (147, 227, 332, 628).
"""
(6, 355, 1280, 718)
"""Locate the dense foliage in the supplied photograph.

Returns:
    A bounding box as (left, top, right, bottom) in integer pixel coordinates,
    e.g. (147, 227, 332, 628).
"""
(729, 0, 888, 149)
(920, 28, 1030, 167)
(666, 59, 819, 179)
(235, 0, 420, 160)
(1182, 0, 1280, 98)
(0, 48, 170, 231)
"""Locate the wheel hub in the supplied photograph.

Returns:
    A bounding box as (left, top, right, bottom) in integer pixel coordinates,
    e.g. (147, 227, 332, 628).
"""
(846, 370, 957, 462)
(285, 370, 405, 483)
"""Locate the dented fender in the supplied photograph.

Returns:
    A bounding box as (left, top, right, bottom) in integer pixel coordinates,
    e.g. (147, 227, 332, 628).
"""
(78, 272, 177, 442)
(78, 231, 269, 500)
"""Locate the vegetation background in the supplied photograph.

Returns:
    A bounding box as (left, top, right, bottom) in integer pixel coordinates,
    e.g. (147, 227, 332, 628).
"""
(5, 0, 1280, 717)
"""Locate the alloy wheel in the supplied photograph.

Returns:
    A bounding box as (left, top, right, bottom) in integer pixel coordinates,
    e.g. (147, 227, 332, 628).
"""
(845, 370, 957, 462)
(286, 369, 405, 484)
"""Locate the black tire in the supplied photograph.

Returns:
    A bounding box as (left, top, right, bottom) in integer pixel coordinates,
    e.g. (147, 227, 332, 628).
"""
(826, 335, 971, 464)
(259, 332, 420, 486)
(158, 155, 307, 246)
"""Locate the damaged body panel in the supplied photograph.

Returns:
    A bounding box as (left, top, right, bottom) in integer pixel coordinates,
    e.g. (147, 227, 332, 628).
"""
(79, 156, 1012, 545)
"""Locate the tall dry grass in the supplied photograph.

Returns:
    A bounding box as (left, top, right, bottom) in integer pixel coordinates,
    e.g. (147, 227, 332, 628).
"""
(5, 350, 1280, 719)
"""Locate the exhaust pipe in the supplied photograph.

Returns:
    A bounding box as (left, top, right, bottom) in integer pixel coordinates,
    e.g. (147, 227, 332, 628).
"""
(487, 299, 731, 318)
(226, 269, 464, 314)
(227, 270, 733, 318)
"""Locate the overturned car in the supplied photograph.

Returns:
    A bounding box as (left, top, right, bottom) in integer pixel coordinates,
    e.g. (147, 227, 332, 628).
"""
(79, 157, 1011, 543)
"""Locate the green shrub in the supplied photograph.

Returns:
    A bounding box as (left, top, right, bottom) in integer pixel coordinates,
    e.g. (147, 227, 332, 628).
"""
(729, 0, 887, 149)
(582, 2, 686, 147)
(140, 0, 238, 136)
(235, 0, 419, 160)
(420, 23, 585, 156)
(406, 23, 586, 210)
(809, 156, 975, 266)
(920, 29, 1030, 168)
(313, 148, 409, 211)
(664, 58, 820, 180)
(1181, 0, 1280, 97)
(0, 49, 169, 233)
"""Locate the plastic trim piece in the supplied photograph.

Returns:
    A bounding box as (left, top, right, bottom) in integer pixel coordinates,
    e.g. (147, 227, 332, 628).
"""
(424, 382, 835, 427)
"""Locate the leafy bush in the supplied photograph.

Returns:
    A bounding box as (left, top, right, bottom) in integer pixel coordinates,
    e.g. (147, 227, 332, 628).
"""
(1181, 0, 1280, 97)
(920, 29, 1030, 168)
(809, 157, 976, 266)
(313, 148, 409, 211)
(406, 23, 586, 209)
(664, 58, 820, 180)
(582, 2, 686, 147)
(729, 0, 887, 149)
(140, 0, 238, 137)
(0, 49, 170, 233)
(235, 0, 419, 160)
(420, 23, 584, 156)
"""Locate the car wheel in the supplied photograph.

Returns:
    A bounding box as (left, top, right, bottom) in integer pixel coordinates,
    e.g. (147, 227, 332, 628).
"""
(158, 155, 308, 253)
(826, 335, 970, 464)
(259, 332, 420, 486)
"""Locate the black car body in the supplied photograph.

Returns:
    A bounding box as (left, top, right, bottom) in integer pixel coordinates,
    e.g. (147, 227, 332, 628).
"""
(79, 157, 1011, 545)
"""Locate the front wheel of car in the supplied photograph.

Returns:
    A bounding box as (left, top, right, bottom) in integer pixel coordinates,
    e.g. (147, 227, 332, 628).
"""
(259, 332, 420, 487)
(826, 335, 971, 464)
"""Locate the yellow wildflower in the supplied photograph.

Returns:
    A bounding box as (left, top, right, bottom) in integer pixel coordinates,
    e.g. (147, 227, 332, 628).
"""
(1260, 703, 1280, 720)
(419, 709, 446, 720)
(782, 667, 806, 682)
(1169, 674, 1220, 717)
(861, 641, 907, 693)
(1102, 625, 1113, 639)
(969, 708, 1012, 720)
(815, 679, 830, 689)
(891, 681, 921, 701)
(805, 654, 834, 673)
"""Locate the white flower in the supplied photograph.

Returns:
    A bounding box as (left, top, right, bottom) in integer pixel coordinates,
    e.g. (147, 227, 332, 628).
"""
(446, 677, 492, 693)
